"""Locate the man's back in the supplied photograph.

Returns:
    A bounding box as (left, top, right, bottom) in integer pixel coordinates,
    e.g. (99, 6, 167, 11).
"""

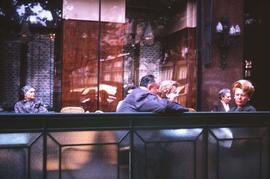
(117, 87, 188, 113)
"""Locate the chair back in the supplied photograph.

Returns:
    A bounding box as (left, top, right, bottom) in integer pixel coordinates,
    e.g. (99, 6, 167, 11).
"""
(60, 106, 85, 113)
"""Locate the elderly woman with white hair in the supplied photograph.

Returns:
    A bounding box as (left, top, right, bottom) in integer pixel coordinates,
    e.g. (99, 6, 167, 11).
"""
(212, 88, 232, 112)
(14, 85, 48, 113)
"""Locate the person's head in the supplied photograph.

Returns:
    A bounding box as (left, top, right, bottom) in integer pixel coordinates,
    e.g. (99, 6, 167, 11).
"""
(232, 79, 255, 107)
(21, 85, 36, 101)
(140, 74, 159, 94)
(124, 84, 136, 96)
(99, 90, 108, 101)
(218, 88, 231, 104)
(158, 80, 184, 102)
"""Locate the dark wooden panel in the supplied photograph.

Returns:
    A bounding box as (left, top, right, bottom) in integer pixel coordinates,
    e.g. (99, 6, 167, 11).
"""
(161, 28, 197, 108)
(201, 0, 244, 111)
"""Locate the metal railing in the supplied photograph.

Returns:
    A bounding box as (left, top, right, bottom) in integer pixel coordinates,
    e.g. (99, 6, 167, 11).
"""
(0, 112, 270, 179)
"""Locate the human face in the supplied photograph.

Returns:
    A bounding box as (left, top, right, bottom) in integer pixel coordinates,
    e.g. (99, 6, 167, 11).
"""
(148, 83, 160, 95)
(25, 88, 36, 100)
(221, 92, 231, 104)
(234, 88, 249, 107)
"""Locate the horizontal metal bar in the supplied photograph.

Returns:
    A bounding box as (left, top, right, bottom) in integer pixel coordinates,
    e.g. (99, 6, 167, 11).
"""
(0, 112, 270, 131)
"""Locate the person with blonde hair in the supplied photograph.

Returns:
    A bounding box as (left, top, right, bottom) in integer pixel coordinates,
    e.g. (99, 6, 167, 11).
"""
(116, 75, 189, 113)
(230, 79, 256, 111)
(158, 80, 185, 103)
(158, 80, 196, 112)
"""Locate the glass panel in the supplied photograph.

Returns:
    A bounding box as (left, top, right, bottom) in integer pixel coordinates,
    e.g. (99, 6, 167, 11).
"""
(0, 133, 43, 179)
(134, 129, 203, 179)
(47, 134, 60, 177)
(62, 20, 99, 111)
(62, 0, 126, 112)
(99, 21, 125, 111)
(211, 127, 267, 139)
(123, 0, 197, 108)
(63, 0, 125, 23)
(208, 128, 268, 179)
(0, 148, 28, 178)
(160, 128, 202, 140)
(63, 0, 99, 21)
(0, 0, 197, 111)
(31, 134, 44, 179)
(47, 130, 129, 178)
(0, 132, 41, 145)
(49, 131, 121, 144)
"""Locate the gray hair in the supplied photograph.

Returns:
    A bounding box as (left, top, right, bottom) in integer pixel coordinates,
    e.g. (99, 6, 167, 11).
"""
(218, 88, 230, 99)
(21, 85, 34, 95)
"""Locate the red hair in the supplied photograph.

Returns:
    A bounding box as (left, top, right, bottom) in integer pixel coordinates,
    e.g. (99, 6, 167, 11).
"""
(232, 79, 255, 97)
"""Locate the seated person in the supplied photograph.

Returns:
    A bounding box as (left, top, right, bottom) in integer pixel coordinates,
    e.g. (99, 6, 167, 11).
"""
(212, 88, 231, 112)
(158, 80, 186, 102)
(80, 88, 97, 112)
(116, 84, 136, 111)
(158, 80, 196, 112)
(116, 75, 189, 113)
(14, 85, 48, 113)
(230, 79, 256, 112)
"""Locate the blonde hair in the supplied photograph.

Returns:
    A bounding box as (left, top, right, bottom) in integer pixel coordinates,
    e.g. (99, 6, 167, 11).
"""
(159, 80, 185, 99)
(232, 79, 255, 98)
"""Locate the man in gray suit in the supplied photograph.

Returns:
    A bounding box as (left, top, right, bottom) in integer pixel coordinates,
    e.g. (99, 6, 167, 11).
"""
(117, 74, 189, 113)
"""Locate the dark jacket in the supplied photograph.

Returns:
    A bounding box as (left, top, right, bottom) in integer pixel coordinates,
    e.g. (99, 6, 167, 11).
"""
(212, 101, 230, 112)
(116, 87, 189, 113)
(229, 103, 256, 112)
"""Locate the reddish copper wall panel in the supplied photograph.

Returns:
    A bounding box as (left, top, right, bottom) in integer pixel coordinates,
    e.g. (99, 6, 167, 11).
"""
(62, 20, 124, 112)
(62, 20, 99, 110)
(99, 22, 125, 111)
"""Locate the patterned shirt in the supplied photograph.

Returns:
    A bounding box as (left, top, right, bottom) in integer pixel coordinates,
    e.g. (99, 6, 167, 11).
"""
(14, 100, 48, 113)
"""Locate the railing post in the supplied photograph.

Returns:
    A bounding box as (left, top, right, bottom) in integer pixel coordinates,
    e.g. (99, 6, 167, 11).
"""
(203, 127, 208, 179)
(129, 124, 134, 179)
(43, 125, 47, 179)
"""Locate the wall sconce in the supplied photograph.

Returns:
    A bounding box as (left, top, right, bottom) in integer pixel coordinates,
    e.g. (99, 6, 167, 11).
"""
(244, 59, 253, 78)
(216, 17, 241, 69)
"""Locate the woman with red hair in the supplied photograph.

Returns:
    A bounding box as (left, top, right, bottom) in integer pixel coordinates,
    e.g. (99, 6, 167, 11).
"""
(230, 79, 256, 111)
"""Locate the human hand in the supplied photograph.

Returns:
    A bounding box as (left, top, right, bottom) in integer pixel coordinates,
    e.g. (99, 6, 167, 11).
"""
(188, 108, 196, 112)
(167, 93, 179, 102)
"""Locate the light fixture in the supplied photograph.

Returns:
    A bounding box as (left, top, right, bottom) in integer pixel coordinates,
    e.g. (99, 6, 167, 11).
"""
(244, 59, 252, 78)
(216, 16, 241, 69)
